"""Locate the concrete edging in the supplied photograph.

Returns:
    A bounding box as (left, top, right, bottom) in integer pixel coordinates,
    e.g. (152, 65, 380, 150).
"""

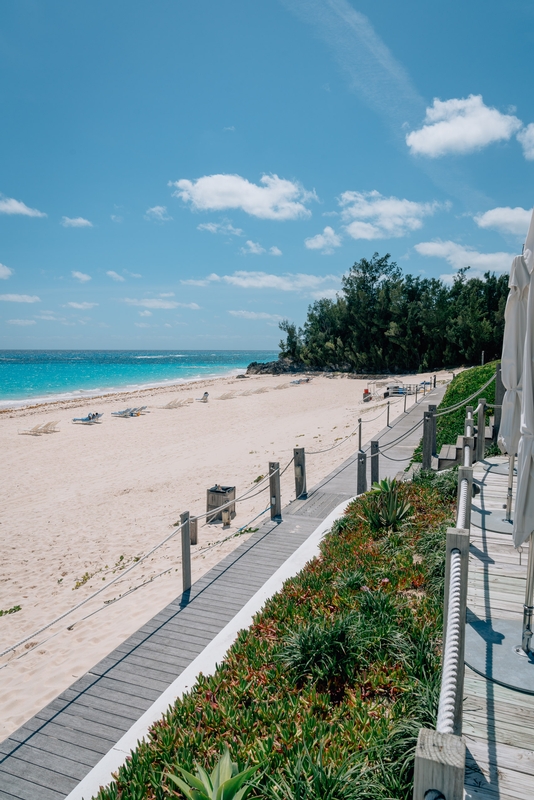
(66, 495, 358, 800)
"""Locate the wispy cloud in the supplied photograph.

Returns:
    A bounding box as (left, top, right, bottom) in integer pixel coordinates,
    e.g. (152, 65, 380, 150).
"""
(340, 191, 444, 239)
(124, 298, 200, 310)
(181, 273, 221, 287)
(107, 270, 125, 282)
(406, 95, 522, 157)
(7, 318, 36, 325)
(474, 206, 532, 236)
(305, 226, 342, 253)
(518, 124, 534, 160)
(0, 194, 46, 217)
(197, 221, 244, 236)
(223, 270, 339, 292)
(415, 240, 514, 279)
(124, 270, 142, 278)
(72, 270, 91, 282)
(62, 216, 93, 228)
(228, 310, 283, 320)
(0, 263, 13, 280)
(65, 301, 98, 309)
(170, 173, 316, 221)
(139, 310, 152, 317)
(145, 205, 172, 222)
(240, 240, 266, 255)
(281, 0, 424, 131)
(0, 293, 41, 303)
(270, 246, 282, 256)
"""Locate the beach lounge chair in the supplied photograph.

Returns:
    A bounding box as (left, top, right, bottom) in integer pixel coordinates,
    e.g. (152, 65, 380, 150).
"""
(162, 399, 180, 409)
(217, 392, 235, 400)
(40, 421, 60, 433)
(196, 392, 209, 403)
(111, 408, 133, 417)
(18, 423, 47, 436)
(72, 412, 103, 424)
(274, 383, 289, 390)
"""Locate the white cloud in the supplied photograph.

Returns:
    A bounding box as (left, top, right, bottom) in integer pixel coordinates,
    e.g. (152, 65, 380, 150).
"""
(66, 301, 98, 309)
(139, 310, 152, 317)
(145, 205, 172, 222)
(159, 292, 175, 297)
(223, 126, 235, 132)
(111, 214, 123, 223)
(135, 322, 150, 328)
(72, 270, 91, 282)
(223, 270, 338, 292)
(305, 226, 342, 253)
(406, 95, 522, 157)
(170, 173, 316, 220)
(124, 270, 142, 278)
(0, 263, 13, 279)
(340, 191, 443, 239)
(0, 195, 46, 217)
(269, 246, 282, 256)
(61, 216, 93, 228)
(517, 124, 534, 160)
(124, 298, 200, 310)
(474, 206, 532, 236)
(197, 221, 243, 236)
(240, 240, 266, 255)
(415, 240, 514, 278)
(311, 288, 340, 300)
(107, 270, 125, 282)
(7, 319, 36, 325)
(228, 310, 283, 320)
(0, 293, 41, 303)
(181, 273, 221, 287)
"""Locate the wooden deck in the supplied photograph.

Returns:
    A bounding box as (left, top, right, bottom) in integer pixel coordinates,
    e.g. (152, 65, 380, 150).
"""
(464, 458, 534, 800)
(0, 388, 445, 800)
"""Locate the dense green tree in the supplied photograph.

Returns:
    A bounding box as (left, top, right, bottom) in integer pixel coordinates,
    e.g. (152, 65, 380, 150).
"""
(278, 254, 508, 372)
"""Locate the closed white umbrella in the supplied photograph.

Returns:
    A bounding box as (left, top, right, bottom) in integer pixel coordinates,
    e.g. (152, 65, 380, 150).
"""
(512, 207, 534, 653)
(498, 255, 529, 455)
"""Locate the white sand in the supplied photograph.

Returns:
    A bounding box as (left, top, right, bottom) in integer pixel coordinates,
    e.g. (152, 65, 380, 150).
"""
(0, 369, 449, 741)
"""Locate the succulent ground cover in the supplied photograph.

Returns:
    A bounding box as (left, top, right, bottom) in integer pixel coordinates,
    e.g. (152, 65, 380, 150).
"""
(95, 481, 454, 800)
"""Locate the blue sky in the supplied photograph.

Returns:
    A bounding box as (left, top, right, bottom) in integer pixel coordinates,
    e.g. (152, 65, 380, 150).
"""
(1, 0, 534, 349)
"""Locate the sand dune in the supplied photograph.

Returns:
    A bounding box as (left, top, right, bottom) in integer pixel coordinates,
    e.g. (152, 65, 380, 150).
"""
(0, 369, 448, 741)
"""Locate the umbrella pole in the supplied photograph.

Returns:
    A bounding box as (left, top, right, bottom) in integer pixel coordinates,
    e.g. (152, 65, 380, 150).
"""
(505, 454, 515, 522)
(522, 530, 534, 654)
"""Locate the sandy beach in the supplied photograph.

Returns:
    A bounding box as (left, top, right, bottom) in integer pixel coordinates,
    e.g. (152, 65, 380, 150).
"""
(0, 369, 450, 741)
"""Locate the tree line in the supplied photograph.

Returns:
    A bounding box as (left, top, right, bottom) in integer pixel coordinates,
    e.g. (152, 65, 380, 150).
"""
(278, 252, 508, 373)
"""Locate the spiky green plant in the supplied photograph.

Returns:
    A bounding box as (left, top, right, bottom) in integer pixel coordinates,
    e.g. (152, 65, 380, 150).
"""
(359, 479, 412, 532)
(166, 746, 260, 800)
(278, 614, 358, 684)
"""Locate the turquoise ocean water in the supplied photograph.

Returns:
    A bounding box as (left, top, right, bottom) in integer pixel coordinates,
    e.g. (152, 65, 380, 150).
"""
(0, 350, 277, 408)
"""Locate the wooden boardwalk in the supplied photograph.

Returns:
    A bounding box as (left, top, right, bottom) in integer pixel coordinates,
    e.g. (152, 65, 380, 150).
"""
(0, 388, 445, 800)
(464, 458, 534, 800)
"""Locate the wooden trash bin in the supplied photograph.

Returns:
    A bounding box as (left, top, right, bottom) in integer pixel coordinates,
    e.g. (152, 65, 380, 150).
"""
(206, 485, 236, 523)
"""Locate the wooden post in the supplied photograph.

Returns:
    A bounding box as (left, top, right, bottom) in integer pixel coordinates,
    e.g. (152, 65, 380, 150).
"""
(413, 729, 465, 800)
(404, 392, 407, 413)
(180, 511, 191, 592)
(269, 461, 282, 522)
(433, 374, 437, 389)
(370, 440, 379, 485)
(357, 450, 367, 495)
(358, 418, 362, 451)
(190, 516, 198, 546)
(476, 397, 486, 462)
(422, 411, 433, 471)
(293, 447, 307, 499)
(415, 385, 419, 403)
(429, 404, 437, 456)
(222, 509, 231, 528)
(387, 401, 390, 427)
(443, 527, 469, 735)
(494, 362, 504, 441)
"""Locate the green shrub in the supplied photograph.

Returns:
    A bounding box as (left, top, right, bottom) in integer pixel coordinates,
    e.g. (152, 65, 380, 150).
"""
(358, 479, 412, 532)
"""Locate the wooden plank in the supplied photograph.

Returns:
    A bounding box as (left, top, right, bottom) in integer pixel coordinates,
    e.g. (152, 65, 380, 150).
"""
(0, 770, 63, 800)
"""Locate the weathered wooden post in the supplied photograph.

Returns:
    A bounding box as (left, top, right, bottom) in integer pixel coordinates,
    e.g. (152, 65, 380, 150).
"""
(269, 461, 282, 522)
(476, 398, 486, 462)
(358, 418, 362, 451)
(357, 450, 367, 495)
(180, 511, 191, 592)
(403, 392, 407, 413)
(190, 516, 198, 546)
(413, 729, 465, 800)
(370, 440, 379, 485)
(415, 385, 419, 403)
(422, 411, 434, 470)
(386, 400, 390, 427)
(428, 404, 437, 457)
(494, 362, 504, 442)
(293, 447, 307, 499)
(433, 374, 437, 388)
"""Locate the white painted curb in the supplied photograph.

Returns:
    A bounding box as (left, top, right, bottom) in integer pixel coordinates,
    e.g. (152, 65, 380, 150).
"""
(66, 496, 357, 800)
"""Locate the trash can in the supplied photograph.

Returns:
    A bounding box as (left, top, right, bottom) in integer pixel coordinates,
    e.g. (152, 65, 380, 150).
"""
(206, 485, 236, 523)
